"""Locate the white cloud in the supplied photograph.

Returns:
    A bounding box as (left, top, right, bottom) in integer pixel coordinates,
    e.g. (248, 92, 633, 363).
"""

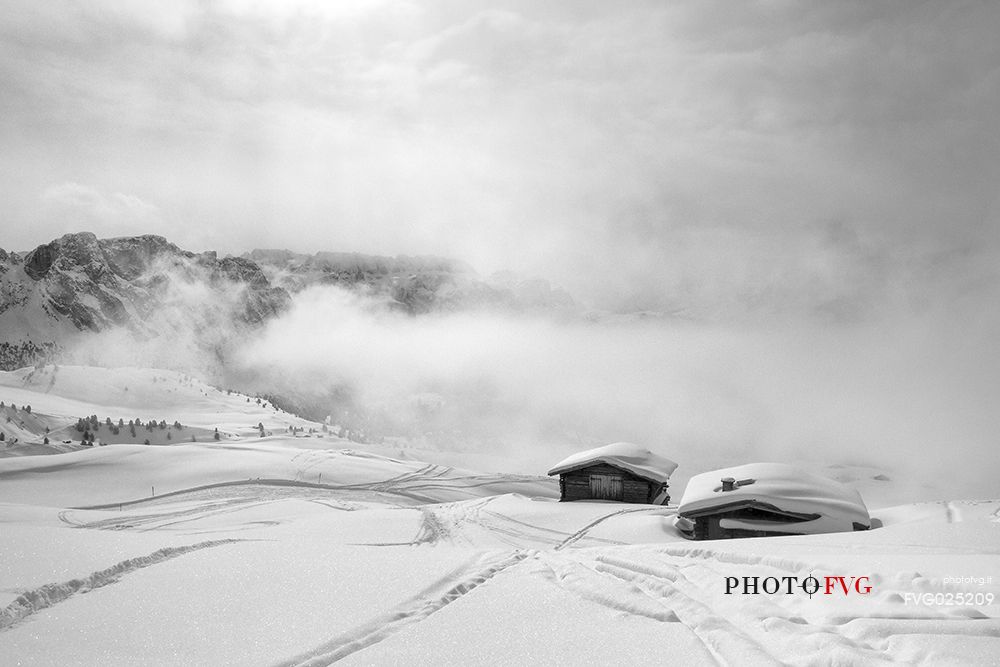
(40, 182, 163, 236)
(0, 1, 997, 317)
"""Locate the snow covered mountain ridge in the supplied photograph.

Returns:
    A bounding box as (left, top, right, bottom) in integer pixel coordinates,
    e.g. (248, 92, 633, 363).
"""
(0, 232, 290, 368)
(0, 232, 577, 370)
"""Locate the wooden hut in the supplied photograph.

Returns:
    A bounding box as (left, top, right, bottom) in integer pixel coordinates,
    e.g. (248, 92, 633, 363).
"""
(675, 463, 871, 540)
(547, 442, 678, 504)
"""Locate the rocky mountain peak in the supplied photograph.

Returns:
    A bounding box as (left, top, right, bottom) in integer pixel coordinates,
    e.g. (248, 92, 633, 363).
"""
(1, 233, 291, 350)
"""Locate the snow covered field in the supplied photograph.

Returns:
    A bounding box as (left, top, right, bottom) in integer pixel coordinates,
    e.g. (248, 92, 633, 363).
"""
(2, 367, 999, 665)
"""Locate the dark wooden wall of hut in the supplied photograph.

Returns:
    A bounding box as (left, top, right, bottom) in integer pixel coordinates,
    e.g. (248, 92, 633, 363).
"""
(558, 463, 665, 504)
(692, 506, 818, 539)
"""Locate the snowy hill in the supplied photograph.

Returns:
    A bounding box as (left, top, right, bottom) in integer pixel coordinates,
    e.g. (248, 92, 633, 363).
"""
(0, 364, 997, 665)
(0, 439, 997, 665)
(0, 365, 323, 456)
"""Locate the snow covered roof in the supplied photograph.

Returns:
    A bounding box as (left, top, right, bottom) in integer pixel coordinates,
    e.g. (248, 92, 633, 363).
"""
(547, 442, 678, 484)
(677, 462, 870, 533)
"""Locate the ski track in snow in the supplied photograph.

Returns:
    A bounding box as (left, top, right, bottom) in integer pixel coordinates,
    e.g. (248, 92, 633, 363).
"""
(555, 506, 669, 550)
(0, 539, 243, 632)
(61, 498, 272, 532)
(273, 551, 532, 667)
(535, 550, 783, 666)
(654, 553, 893, 665)
(537, 542, 997, 666)
(11, 450, 999, 665)
(536, 548, 898, 666)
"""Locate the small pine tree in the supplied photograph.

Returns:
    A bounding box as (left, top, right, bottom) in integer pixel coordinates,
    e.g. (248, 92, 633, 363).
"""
(214, 427, 220, 441)
(144, 439, 150, 445)
(43, 436, 49, 445)
(24, 405, 31, 414)
(0, 432, 5, 441)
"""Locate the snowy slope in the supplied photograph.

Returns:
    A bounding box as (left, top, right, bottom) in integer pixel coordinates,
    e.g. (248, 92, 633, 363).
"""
(0, 365, 317, 444)
(0, 366, 998, 666)
(0, 441, 557, 508)
(1, 453, 997, 666)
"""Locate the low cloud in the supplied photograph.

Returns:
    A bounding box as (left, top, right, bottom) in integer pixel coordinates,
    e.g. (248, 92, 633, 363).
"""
(229, 284, 1000, 498)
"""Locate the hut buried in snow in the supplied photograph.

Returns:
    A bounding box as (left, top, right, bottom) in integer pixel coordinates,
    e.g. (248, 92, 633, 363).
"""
(674, 462, 871, 540)
(547, 442, 678, 504)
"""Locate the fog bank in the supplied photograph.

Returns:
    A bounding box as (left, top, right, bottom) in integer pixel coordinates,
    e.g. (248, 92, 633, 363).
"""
(230, 285, 1000, 497)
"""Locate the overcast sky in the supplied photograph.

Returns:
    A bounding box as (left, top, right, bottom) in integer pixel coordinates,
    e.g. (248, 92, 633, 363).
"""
(1, 0, 998, 314)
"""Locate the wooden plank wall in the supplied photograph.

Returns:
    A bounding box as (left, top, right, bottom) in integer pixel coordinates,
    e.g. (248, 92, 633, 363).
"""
(559, 463, 664, 503)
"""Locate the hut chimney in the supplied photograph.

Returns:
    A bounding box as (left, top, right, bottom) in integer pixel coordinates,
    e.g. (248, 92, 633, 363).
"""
(721, 477, 736, 492)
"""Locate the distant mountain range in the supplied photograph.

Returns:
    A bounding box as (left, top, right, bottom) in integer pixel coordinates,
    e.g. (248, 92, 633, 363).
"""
(243, 248, 575, 314)
(0, 232, 576, 369)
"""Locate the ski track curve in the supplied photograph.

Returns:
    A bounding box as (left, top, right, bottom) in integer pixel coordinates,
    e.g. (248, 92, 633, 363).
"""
(555, 506, 668, 550)
(273, 550, 531, 667)
(0, 539, 243, 631)
(590, 549, 905, 665)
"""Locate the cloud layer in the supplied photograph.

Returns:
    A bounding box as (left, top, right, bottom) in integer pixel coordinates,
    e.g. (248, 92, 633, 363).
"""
(228, 284, 1000, 497)
(1, 1, 997, 316)
(4, 3, 1000, 498)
